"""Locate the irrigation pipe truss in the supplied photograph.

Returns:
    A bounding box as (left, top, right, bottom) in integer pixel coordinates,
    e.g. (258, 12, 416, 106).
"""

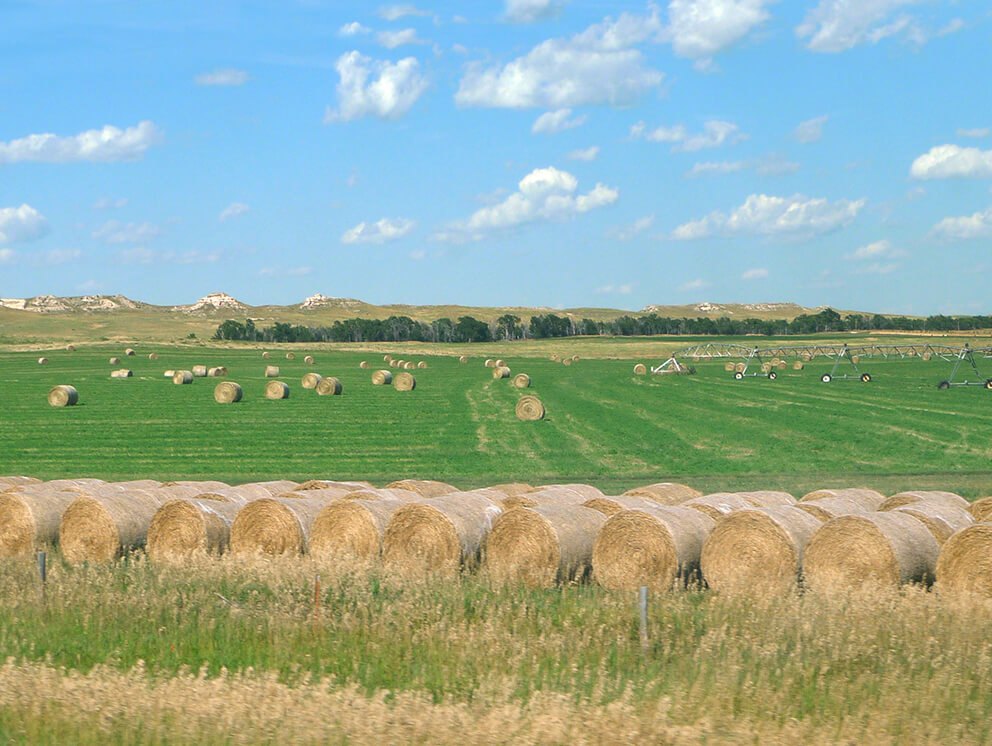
(674, 342, 992, 361)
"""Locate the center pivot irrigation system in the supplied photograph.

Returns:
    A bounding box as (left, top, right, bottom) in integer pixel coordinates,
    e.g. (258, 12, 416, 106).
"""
(937, 344, 992, 390)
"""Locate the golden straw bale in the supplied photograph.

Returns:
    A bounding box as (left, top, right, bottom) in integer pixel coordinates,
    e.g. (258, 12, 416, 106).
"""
(793, 361, 804, 370)
(528, 484, 604, 500)
(230, 495, 341, 556)
(59, 490, 172, 564)
(213, 381, 243, 404)
(264, 381, 290, 399)
(563, 359, 572, 367)
(383, 355, 392, 363)
(163, 370, 175, 378)
(158, 480, 230, 492)
(0, 476, 41, 489)
(893, 503, 974, 545)
(592, 505, 716, 591)
(359, 361, 370, 369)
(310, 499, 408, 562)
(796, 497, 870, 522)
(879, 491, 969, 511)
(622, 482, 702, 505)
(232, 480, 299, 497)
(110, 369, 133, 378)
(304, 355, 315, 365)
(0, 490, 81, 557)
(147, 498, 244, 563)
(701, 506, 823, 594)
(264, 365, 280, 377)
(393, 360, 405, 368)
(316, 377, 342, 396)
(495, 359, 505, 367)
(501, 487, 590, 510)
(262, 352, 271, 359)
(485, 505, 608, 587)
(512, 373, 531, 388)
(383, 480, 458, 498)
(724, 362, 735, 372)
(109, 357, 120, 365)
(493, 366, 510, 379)
(418, 361, 427, 369)
(125, 348, 135, 356)
(192, 365, 208, 377)
(207, 367, 228, 377)
(682, 493, 754, 520)
(734, 362, 746, 373)
(922, 352, 932, 361)
(393, 372, 416, 391)
(459, 356, 468, 363)
(967, 497, 992, 522)
(802, 512, 940, 593)
(403, 362, 417, 371)
(761, 362, 772, 373)
(341, 488, 421, 502)
(735, 491, 796, 507)
(301, 372, 323, 389)
(483, 483, 534, 498)
(935, 523, 992, 597)
(47, 385, 78, 407)
(549, 354, 560, 362)
(371, 370, 392, 385)
(172, 371, 193, 385)
(802, 488, 885, 509)
(381, 492, 503, 577)
(286, 352, 296, 360)
(484, 359, 495, 368)
(583, 495, 669, 517)
(148, 353, 158, 361)
(16, 478, 105, 493)
(516, 395, 545, 421)
(65, 344, 75, 352)
(37, 357, 48, 365)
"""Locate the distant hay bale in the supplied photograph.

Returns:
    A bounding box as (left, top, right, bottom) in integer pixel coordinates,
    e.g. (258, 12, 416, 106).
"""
(563, 358, 572, 367)
(316, 377, 342, 396)
(109, 357, 120, 365)
(230, 495, 342, 556)
(388, 360, 399, 368)
(495, 359, 506, 367)
(967, 496, 992, 522)
(797, 497, 870, 522)
(147, 498, 243, 563)
(802, 512, 940, 593)
(0, 489, 80, 557)
(583, 495, 668, 517)
(734, 362, 746, 373)
(237, 480, 300, 496)
(383, 479, 457, 498)
(417, 361, 427, 369)
(851, 355, 860, 364)
(192, 365, 208, 377)
(459, 356, 468, 363)
(304, 355, 315, 365)
(485, 505, 608, 587)
(793, 361, 804, 370)
(724, 362, 734, 372)
(264, 365, 280, 377)
(65, 344, 75, 352)
(682, 493, 754, 520)
(936, 523, 992, 597)
(394, 372, 416, 391)
(172, 370, 193, 385)
(879, 491, 968, 511)
(776, 361, 787, 370)
(262, 352, 271, 359)
(207, 366, 228, 377)
(371, 370, 392, 385)
(893, 503, 974, 545)
(512, 373, 531, 388)
(622, 482, 702, 505)
(110, 369, 133, 378)
(572, 355, 580, 362)
(37, 357, 48, 365)
(301, 372, 323, 389)
(59, 490, 170, 564)
(484, 359, 495, 368)
(760, 362, 772, 373)
(634, 364, 648, 375)
(310, 499, 407, 562)
(359, 361, 370, 369)
(771, 357, 781, 366)
(700, 506, 823, 594)
(286, 352, 296, 360)
(213, 381, 243, 404)
(163, 370, 175, 378)
(802, 353, 812, 362)
(736, 491, 796, 507)
(516, 395, 545, 421)
(381, 493, 502, 577)
(549, 354, 560, 362)
(383, 355, 392, 363)
(264, 381, 290, 399)
(922, 352, 932, 361)
(592, 505, 716, 591)
(48, 385, 78, 407)
(125, 348, 135, 357)
(802, 488, 886, 510)
(493, 366, 510, 379)
(148, 353, 158, 361)
(404, 361, 417, 370)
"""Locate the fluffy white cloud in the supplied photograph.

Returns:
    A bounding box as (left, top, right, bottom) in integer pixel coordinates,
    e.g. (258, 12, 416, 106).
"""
(567, 146, 599, 161)
(325, 52, 429, 122)
(0, 248, 14, 263)
(686, 154, 799, 177)
(846, 239, 904, 260)
(957, 128, 990, 139)
(219, 203, 251, 222)
(931, 206, 992, 240)
(910, 145, 992, 179)
(741, 268, 768, 279)
(44, 248, 82, 265)
(341, 217, 416, 244)
(796, 0, 925, 53)
(455, 10, 664, 109)
(378, 4, 431, 20)
(339, 22, 371, 36)
(612, 214, 654, 240)
(194, 69, 248, 86)
(631, 120, 746, 151)
(93, 197, 128, 210)
(531, 108, 586, 134)
(681, 278, 710, 290)
(92, 220, 161, 244)
(664, 0, 774, 66)
(436, 166, 618, 242)
(671, 193, 865, 239)
(0, 121, 162, 164)
(504, 0, 570, 23)
(377, 28, 427, 48)
(0, 204, 49, 244)
(794, 115, 828, 143)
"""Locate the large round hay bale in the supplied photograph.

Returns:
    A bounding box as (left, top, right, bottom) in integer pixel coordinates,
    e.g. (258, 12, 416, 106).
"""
(0, 476, 42, 489)
(493, 366, 510, 379)
(495, 359, 506, 367)
(528, 484, 603, 500)
(936, 523, 992, 597)
(485, 505, 608, 587)
(484, 359, 495, 368)
(701, 506, 823, 594)
(583, 495, 668, 517)
(262, 351, 271, 359)
(793, 360, 804, 370)
(633, 363, 648, 375)
(381, 493, 502, 577)
(622, 482, 702, 505)
(922, 352, 932, 361)
(372, 370, 392, 385)
(109, 357, 120, 365)
(15, 478, 105, 493)
(264, 381, 290, 400)
(592, 505, 716, 591)
(512, 373, 531, 388)
(967, 496, 992, 522)
(459, 356, 468, 364)
(310, 499, 407, 562)
(801, 488, 886, 510)
(802, 512, 940, 593)
(148, 353, 158, 361)
(341, 488, 420, 502)
(264, 365, 280, 377)
(403, 361, 417, 371)
(724, 362, 735, 372)
(563, 358, 572, 367)
(214, 381, 243, 404)
(230, 495, 341, 556)
(893, 503, 974, 545)
(393, 360, 404, 368)
(59, 490, 170, 564)
(383, 479, 458, 498)
(286, 352, 296, 360)
(192, 365, 208, 377)
(48, 385, 79, 407)
(483, 483, 534, 498)
(37, 357, 48, 365)
(502, 487, 590, 510)
(359, 361, 370, 369)
(383, 355, 392, 363)
(776, 360, 787, 370)
(394, 372, 416, 391)
(110, 369, 133, 378)
(125, 348, 135, 357)
(147, 498, 244, 563)
(734, 362, 746, 373)
(516, 395, 545, 421)
(293, 480, 369, 492)
(417, 361, 427, 369)
(304, 355, 315, 365)
(231, 480, 299, 497)
(173, 370, 193, 385)
(301, 372, 322, 389)
(796, 497, 870, 522)
(0, 489, 80, 557)
(316, 377, 342, 396)
(163, 370, 175, 378)
(736, 491, 796, 507)
(682, 493, 753, 520)
(65, 344, 75, 352)
(549, 354, 560, 362)
(207, 366, 228, 377)
(879, 491, 968, 511)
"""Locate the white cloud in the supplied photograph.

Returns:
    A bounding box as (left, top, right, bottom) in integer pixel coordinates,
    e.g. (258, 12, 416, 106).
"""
(194, 69, 248, 86)
(854, 262, 901, 275)
(671, 193, 865, 239)
(0, 205, 49, 244)
(741, 268, 768, 280)
(435, 166, 618, 242)
(455, 9, 665, 109)
(93, 197, 128, 210)
(567, 146, 600, 161)
(410, 249, 426, 260)
(93, 220, 161, 244)
(612, 214, 654, 240)
(504, 0, 570, 23)
(120, 247, 156, 264)
(796, 0, 926, 53)
(845, 239, 904, 260)
(931, 205, 992, 240)
(531, 108, 586, 134)
(794, 115, 828, 143)
(681, 278, 710, 290)
(957, 128, 991, 139)
(910, 145, 992, 179)
(377, 28, 427, 48)
(664, 0, 774, 67)
(938, 18, 965, 37)
(44, 248, 82, 265)
(325, 52, 429, 122)
(595, 283, 634, 294)
(686, 153, 799, 177)
(341, 217, 416, 244)
(631, 120, 746, 151)
(219, 203, 251, 222)
(339, 22, 371, 36)
(0, 121, 162, 164)
(0, 249, 14, 263)
(378, 4, 431, 20)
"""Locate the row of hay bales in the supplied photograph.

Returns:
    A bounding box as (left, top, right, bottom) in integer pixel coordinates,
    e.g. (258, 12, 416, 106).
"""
(381, 355, 428, 371)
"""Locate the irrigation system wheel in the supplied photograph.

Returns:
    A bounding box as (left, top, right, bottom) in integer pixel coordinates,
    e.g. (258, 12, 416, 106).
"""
(986, 379, 992, 389)
(938, 380, 950, 390)
(821, 374, 831, 383)
(768, 371, 777, 380)
(733, 371, 744, 380)
(861, 373, 872, 383)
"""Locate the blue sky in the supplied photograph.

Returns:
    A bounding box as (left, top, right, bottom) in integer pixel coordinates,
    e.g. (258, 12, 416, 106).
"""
(1, 0, 990, 315)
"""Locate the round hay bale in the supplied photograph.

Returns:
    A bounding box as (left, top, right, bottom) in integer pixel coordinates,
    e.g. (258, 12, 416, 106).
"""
(634, 364, 648, 375)
(512, 373, 531, 388)
(229, 480, 299, 497)
(922, 352, 932, 361)
(801, 488, 886, 510)
(310, 499, 407, 562)
(760, 362, 772, 373)
(173, 370, 193, 385)
(777, 361, 787, 370)
(286, 352, 296, 360)
(147, 498, 243, 563)
(592, 505, 716, 591)
(304, 355, 315, 365)
(793, 360, 804, 370)
(262, 351, 271, 359)
(163, 370, 175, 378)
(383, 480, 458, 498)
(802, 352, 812, 362)
(47, 385, 78, 407)
(384, 355, 393, 363)
(264, 381, 290, 400)
(495, 359, 506, 367)
(316, 377, 342, 396)
(294, 480, 368, 492)
(214, 381, 243, 404)
(404, 361, 417, 370)
(18, 478, 106, 493)
(381, 493, 502, 577)
(109, 357, 120, 365)
(0, 489, 81, 557)
(192, 365, 207, 377)
(207, 366, 228, 377)
(485, 505, 608, 587)
(264, 365, 280, 377)
(724, 362, 736, 372)
(796, 497, 870, 522)
(125, 348, 135, 357)
(481, 483, 534, 498)
(700, 506, 823, 594)
(493, 366, 510, 379)
(802, 512, 941, 593)
(879, 491, 968, 511)
(622, 482, 702, 505)
(936, 523, 992, 597)
(563, 358, 572, 367)
(528, 483, 604, 500)
(484, 359, 495, 368)
(682, 493, 754, 520)
(893, 503, 974, 545)
(230, 495, 340, 556)
(59, 490, 170, 564)
(583, 495, 668, 517)
(459, 356, 468, 364)
(148, 353, 158, 361)
(110, 369, 133, 378)
(735, 362, 746, 373)
(338, 488, 419, 502)
(572, 355, 579, 362)
(37, 357, 48, 365)
(301, 372, 322, 389)
(394, 372, 416, 391)
(0, 476, 42, 489)
(417, 361, 427, 369)
(359, 361, 370, 369)
(516, 395, 545, 421)
(372, 370, 392, 385)
(501, 487, 589, 510)
(394, 360, 405, 368)
(736, 491, 796, 507)
(967, 496, 992, 522)
(65, 344, 75, 352)
(549, 354, 560, 362)
(851, 355, 860, 364)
